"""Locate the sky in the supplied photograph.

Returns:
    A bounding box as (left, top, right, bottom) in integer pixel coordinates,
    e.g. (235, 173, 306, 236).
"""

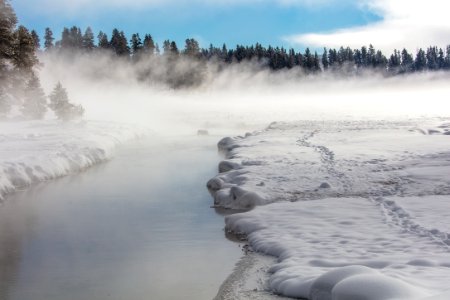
(11, 0, 450, 53)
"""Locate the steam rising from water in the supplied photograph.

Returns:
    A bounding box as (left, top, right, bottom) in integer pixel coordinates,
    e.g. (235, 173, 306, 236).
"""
(38, 51, 450, 135)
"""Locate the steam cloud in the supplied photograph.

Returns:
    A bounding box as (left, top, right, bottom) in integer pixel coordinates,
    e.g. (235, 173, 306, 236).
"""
(37, 51, 450, 136)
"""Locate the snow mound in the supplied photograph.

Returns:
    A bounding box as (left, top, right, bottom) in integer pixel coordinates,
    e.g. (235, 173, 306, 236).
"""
(332, 272, 423, 300)
(0, 120, 145, 201)
(291, 265, 423, 300)
(309, 266, 378, 300)
(225, 198, 450, 299)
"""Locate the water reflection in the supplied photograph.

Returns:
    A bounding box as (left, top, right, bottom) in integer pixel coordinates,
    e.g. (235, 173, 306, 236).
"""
(0, 136, 242, 300)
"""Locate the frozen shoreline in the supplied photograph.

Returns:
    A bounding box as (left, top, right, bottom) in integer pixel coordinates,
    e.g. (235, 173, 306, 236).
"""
(0, 120, 145, 202)
(211, 118, 450, 300)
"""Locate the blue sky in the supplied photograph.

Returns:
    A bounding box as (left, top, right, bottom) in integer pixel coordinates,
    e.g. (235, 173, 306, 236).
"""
(11, 0, 450, 52)
(13, 0, 379, 50)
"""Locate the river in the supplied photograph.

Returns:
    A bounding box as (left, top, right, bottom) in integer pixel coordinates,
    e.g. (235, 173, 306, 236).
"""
(0, 135, 242, 300)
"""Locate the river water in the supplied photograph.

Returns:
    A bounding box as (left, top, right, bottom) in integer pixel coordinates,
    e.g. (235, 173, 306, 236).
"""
(0, 135, 242, 300)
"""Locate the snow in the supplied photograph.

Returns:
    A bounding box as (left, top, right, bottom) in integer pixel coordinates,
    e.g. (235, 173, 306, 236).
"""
(390, 196, 450, 234)
(210, 119, 450, 299)
(0, 120, 145, 201)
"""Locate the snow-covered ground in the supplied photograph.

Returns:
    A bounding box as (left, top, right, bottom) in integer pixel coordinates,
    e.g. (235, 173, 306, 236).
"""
(210, 119, 450, 300)
(0, 120, 145, 201)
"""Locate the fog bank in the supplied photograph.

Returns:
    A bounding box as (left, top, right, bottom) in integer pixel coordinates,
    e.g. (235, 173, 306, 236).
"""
(38, 52, 450, 135)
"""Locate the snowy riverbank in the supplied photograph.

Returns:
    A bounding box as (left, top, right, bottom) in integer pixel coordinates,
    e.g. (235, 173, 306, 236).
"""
(0, 120, 145, 201)
(210, 119, 450, 300)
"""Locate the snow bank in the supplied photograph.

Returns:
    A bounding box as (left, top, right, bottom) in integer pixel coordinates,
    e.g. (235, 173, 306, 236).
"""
(0, 120, 145, 201)
(209, 120, 450, 209)
(226, 198, 449, 299)
(211, 119, 450, 299)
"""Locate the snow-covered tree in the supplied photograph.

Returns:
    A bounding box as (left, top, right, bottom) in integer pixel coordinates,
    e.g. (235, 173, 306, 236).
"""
(21, 73, 47, 119)
(12, 25, 37, 72)
(0, 0, 17, 59)
(0, 0, 17, 84)
(49, 82, 84, 121)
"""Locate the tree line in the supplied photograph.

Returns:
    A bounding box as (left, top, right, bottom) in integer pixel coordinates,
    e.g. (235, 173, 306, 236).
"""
(41, 25, 450, 75)
(0, 0, 83, 120)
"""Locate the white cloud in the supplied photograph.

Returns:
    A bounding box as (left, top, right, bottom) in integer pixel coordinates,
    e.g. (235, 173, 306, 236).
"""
(286, 0, 450, 52)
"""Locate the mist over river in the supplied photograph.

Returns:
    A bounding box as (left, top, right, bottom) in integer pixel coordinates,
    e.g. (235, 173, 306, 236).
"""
(0, 135, 242, 300)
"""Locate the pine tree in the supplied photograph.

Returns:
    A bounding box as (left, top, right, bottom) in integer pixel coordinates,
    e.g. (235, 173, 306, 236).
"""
(353, 49, 362, 68)
(60, 27, 70, 49)
(234, 45, 246, 62)
(438, 48, 445, 69)
(21, 73, 47, 119)
(70, 26, 83, 49)
(221, 43, 228, 60)
(184, 38, 200, 58)
(119, 31, 130, 56)
(445, 45, 450, 69)
(287, 48, 296, 69)
(49, 82, 84, 121)
(388, 50, 400, 73)
(400, 49, 414, 73)
(368, 44, 376, 67)
(109, 29, 120, 52)
(97, 31, 109, 49)
(303, 48, 314, 70)
(170, 41, 179, 55)
(130, 33, 143, 56)
(12, 25, 37, 71)
(338, 46, 353, 65)
(0, 0, 17, 56)
(426, 46, 439, 70)
(82, 27, 95, 51)
(163, 40, 179, 57)
(44, 27, 54, 51)
(143, 34, 155, 55)
(31, 30, 40, 50)
(375, 50, 387, 69)
(322, 47, 329, 70)
(0, 0, 17, 77)
(415, 49, 426, 71)
(60, 26, 83, 50)
(110, 29, 129, 56)
(206, 43, 214, 59)
(361, 46, 368, 67)
(328, 48, 337, 67)
(163, 40, 170, 53)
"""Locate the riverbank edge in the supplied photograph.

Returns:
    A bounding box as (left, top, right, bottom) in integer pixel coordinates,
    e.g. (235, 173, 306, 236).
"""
(209, 129, 292, 299)
(0, 120, 146, 203)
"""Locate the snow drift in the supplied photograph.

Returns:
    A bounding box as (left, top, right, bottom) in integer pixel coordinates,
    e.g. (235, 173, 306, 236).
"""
(211, 119, 450, 299)
(0, 120, 144, 201)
